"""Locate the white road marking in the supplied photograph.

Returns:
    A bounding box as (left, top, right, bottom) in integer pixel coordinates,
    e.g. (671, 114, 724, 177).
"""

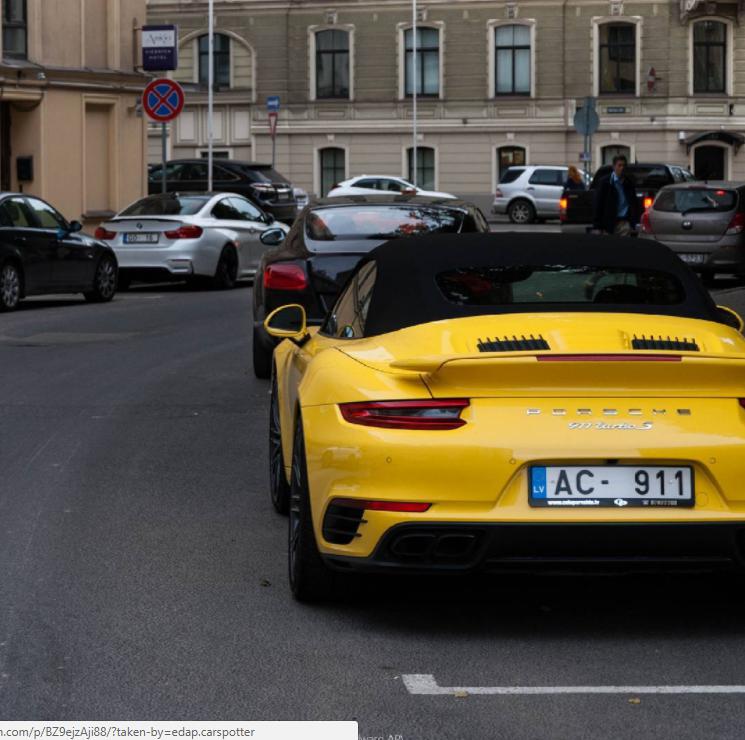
(402, 674, 745, 696)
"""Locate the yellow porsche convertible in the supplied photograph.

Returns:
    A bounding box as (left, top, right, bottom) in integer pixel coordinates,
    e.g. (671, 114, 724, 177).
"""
(264, 233, 745, 601)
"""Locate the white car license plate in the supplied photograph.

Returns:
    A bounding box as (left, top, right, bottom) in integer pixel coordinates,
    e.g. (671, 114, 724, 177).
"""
(124, 233, 159, 244)
(679, 253, 706, 265)
(529, 465, 694, 508)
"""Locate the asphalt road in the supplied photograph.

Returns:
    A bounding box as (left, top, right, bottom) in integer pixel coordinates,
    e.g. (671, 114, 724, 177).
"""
(3, 280, 745, 738)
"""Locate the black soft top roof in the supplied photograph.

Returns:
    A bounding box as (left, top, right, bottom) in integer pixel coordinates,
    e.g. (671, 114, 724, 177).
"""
(361, 233, 719, 336)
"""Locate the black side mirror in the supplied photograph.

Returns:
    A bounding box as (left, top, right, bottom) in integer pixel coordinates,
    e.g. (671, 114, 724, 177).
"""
(69, 220, 83, 233)
(260, 227, 285, 247)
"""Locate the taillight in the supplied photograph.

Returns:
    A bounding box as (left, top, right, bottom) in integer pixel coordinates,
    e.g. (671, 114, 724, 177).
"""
(726, 213, 745, 235)
(263, 263, 307, 291)
(339, 399, 469, 430)
(495, 188, 503, 198)
(559, 197, 568, 222)
(330, 498, 431, 513)
(640, 210, 654, 234)
(94, 226, 116, 240)
(164, 225, 203, 239)
(643, 196, 653, 210)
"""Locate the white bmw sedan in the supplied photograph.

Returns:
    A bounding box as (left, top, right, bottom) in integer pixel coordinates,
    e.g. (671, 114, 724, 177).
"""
(96, 193, 289, 289)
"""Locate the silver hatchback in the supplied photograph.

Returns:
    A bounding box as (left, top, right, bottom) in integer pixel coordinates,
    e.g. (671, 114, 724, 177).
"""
(640, 182, 745, 277)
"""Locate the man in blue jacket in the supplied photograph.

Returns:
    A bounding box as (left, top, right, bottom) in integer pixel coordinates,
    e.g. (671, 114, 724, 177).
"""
(592, 154, 641, 235)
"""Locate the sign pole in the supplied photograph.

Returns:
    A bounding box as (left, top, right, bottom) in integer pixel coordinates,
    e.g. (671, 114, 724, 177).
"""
(161, 122, 167, 193)
(207, 0, 214, 191)
(271, 126, 276, 169)
(411, 0, 417, 188)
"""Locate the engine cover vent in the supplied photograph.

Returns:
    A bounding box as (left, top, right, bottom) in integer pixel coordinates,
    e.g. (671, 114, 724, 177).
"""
(478, 335, 550, 352)
(631, 335, 699, 351)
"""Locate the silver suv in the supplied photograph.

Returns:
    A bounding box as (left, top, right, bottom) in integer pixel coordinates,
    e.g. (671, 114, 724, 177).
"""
(494, 165, 587, 224)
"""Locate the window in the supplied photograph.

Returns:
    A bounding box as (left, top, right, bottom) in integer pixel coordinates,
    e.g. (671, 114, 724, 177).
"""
(227, 197, 264, 222)
(693, 21, 726, 93)
(528, 169, 564, 186)
(601, 145, 631, 166)
(495, 25, 531, 95)
(407, 147, 435, 190)
(0, 197, 32, 227)
(315, 30, 349, 99)
(3, 0, 26, 59)
(404, 27, 440, 96)
(305, 205, 463, 241)
(324, 262, 378, 339)
(497, 146, 526, 180)
(435, 266, 685, 308)
(25, 197, 68, 230)
(654, 187, 735, 214)
(199, 33, 230, 88)
(598, 23, 635, 94)
(121, 195, 210, 216)
(319, 147, 346, 197)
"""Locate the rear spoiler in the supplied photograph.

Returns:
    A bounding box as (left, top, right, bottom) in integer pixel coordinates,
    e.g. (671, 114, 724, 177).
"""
(387, 352, 745, 396)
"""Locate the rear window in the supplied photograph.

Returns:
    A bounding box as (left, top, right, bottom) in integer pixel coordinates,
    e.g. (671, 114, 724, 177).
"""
(436, 265, 685, 307)
(305, 206, 464, 241)
(120, 196, 210, 216)
(242, 166, 289, 184)
(654, 188, 737, 213)
(499, 168, 525, 184)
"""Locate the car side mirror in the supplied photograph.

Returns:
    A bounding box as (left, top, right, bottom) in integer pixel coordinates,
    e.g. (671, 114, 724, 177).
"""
(69, 220, 83, 232)
(716, 305, 744, 333)
(260, 227, 285, 247)
(264, 304, 308, 340)
(401, 188, 417, 195)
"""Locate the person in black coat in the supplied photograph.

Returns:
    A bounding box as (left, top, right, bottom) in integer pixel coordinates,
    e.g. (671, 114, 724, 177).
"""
(592, 155, 641, 235)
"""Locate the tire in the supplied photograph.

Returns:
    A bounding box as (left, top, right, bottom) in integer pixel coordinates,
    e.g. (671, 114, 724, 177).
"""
(288, 416, 335, 602)
(508, 199, 536, 225)
(0, 261, 21, 311)
(212, 246, 238, 290)
(84, 255, 117, 302)
(269, 372, 291, 515)
(253, 325, 272, 379)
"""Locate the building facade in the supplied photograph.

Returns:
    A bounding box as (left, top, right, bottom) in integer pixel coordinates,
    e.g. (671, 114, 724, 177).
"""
(0, 0, 149, 227)
(146, 0, 745, 208)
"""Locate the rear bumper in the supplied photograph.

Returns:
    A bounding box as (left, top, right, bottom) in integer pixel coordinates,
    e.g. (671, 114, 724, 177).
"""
(643, 236, 745, 274)
(263, 203, 298, 224)
(324, 522, 745, 574)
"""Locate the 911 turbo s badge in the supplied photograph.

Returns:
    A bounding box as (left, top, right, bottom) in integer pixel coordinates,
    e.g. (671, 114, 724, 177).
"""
(568, 421, 653, 431)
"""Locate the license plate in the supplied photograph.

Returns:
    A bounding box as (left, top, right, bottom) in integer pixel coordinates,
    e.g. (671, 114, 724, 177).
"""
(123, 233, 159, 244)
(679, 253, 706, 265)
(529, 465, 694, 508)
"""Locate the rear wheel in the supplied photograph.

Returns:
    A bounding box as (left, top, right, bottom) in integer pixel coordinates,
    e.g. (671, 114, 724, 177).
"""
(288, 416, 336, 602)
(508, 199, 535, 225)
(0, 261, 21, 311)
(212, 246, 238, 290)
(253, 325, 272, 379)
(269, 372, 291, 514)
(84, 256, 117, 302)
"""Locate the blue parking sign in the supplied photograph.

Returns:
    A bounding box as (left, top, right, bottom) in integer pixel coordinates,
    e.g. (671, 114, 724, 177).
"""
(266, 96, 280, 112)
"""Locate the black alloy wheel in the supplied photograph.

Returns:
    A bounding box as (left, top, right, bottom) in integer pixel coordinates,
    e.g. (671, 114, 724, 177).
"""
(253, 326, 272, 379)
(0, 261, 21, 311)
(84, 256, 117, 302)
(212, 246, 238, 290)
(269, 372, 291, 514)
(288, 416, 336, 602)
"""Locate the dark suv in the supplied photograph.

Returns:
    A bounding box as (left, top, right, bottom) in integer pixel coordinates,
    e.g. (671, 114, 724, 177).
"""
(148, 160, 298, 224)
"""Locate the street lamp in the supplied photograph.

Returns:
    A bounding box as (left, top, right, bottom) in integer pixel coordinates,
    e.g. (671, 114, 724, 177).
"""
(207, 0, 214, 191)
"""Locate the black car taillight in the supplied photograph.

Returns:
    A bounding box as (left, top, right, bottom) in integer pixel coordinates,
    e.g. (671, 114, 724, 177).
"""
(264, 264, 308, 291)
